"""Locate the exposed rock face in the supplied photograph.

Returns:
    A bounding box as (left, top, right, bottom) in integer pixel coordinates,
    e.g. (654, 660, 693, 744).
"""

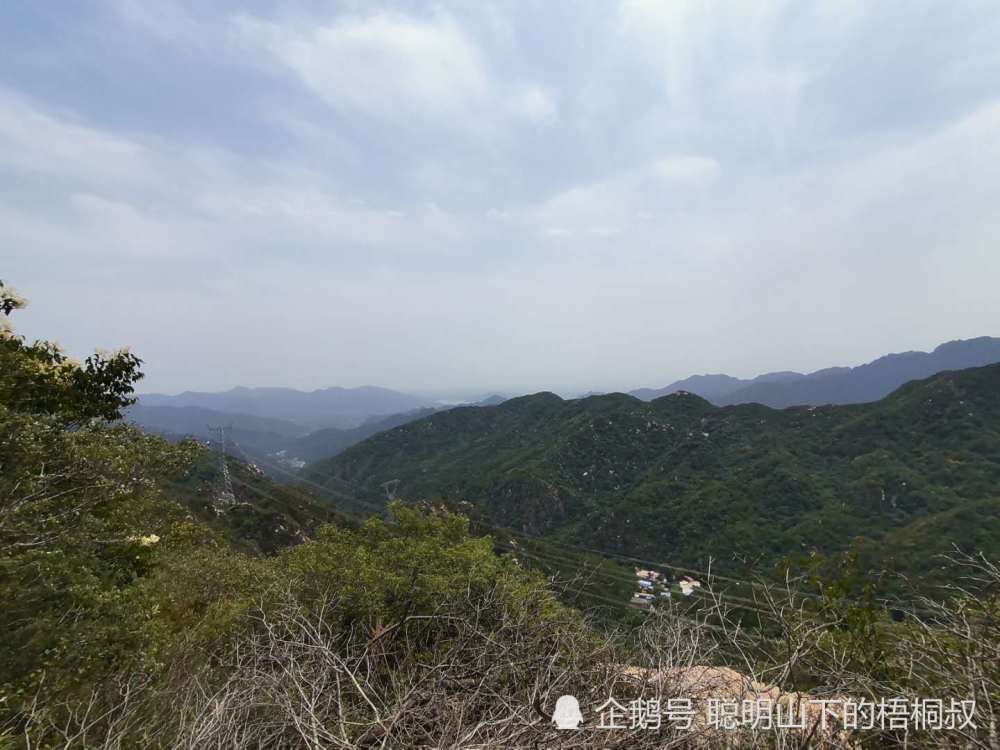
(617, 665, 854, 747)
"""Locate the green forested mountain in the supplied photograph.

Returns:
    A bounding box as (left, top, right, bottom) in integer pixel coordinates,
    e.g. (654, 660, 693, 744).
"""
(310, 364, 1000, 586)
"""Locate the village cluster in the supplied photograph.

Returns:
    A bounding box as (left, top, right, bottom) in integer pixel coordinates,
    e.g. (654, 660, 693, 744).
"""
(629, 568, 701, 609)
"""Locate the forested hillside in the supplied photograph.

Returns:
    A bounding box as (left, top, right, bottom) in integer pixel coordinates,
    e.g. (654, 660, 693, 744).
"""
(311, 366, 1000, 587)
(0, 281, 604, 747)
(165, 450, 351, 553)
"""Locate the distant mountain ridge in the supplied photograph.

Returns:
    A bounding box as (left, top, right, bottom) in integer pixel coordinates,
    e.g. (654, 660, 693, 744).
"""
(138, 385, 434, 429)
(125, 404, 307, 439)
(129, 338, 1000, 466)
(127, 390, 511, 472)
(630, 336, 1000, 408)
(286, 407, 443, 463)
(630, 374, 754, 402)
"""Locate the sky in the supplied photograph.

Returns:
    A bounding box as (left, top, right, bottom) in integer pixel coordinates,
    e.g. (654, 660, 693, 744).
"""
(4, 0, 1000, 398)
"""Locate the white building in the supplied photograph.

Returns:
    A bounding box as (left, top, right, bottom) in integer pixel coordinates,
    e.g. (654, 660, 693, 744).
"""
(679, 578, 702, 597)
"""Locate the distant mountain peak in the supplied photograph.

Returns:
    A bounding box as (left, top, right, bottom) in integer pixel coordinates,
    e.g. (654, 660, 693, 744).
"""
(752, 371, 805, 384)
(502, 391, 564, 406)
(719, 336, 1000, 408)
(630, 336, 1000, 408)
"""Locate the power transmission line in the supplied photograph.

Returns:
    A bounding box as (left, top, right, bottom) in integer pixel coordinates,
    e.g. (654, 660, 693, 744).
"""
(208, 423, 236, 507)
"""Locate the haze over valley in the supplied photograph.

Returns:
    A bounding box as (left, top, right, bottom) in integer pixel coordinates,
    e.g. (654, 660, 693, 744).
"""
(127, 335, 1000, 472)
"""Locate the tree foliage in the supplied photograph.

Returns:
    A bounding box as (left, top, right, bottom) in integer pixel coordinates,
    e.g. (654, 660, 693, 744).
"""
(0, 284, 598, 748)
(0, 283, 200, 715)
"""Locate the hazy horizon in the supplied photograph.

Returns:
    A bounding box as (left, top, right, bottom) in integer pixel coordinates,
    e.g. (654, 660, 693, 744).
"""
(6, 2, 1000, 396)
(126, 332, 998, 403)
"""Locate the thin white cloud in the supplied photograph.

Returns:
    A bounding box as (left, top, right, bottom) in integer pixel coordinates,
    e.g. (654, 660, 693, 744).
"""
(107, 0, 210, 49)
(506, 84, 558, 124)
(0, 90, 478, 263)
(239, 12, 489, 118)
(234, 9, 557, 133)
(5, 1, 1000, 394)
(618, 0, 822, 150)
(529, 154, 722, 241)
(0, 88, 149, 187)
(650, 156, 721, 186)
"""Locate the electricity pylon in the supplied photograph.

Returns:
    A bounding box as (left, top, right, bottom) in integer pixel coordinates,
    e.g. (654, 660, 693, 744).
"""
(208, 424, 236, 506)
